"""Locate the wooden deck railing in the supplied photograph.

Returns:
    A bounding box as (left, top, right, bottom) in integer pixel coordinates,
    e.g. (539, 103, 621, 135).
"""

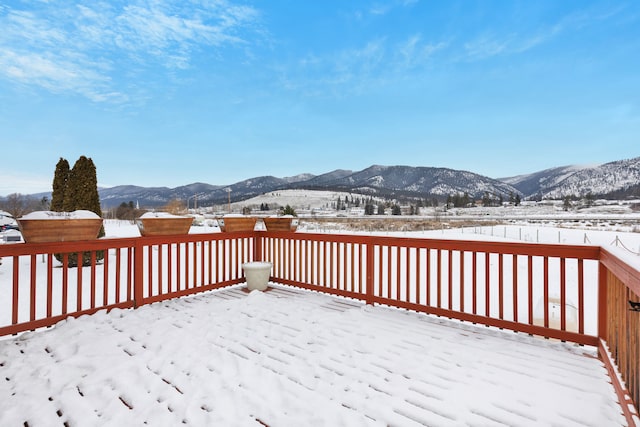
(259, 231, 639, 425)
(0, 232, 254, 336)
(1, 230, 638, 425)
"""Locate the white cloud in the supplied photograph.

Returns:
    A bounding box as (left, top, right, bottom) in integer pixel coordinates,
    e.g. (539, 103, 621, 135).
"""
(278, 34, 446, 97)
(368, 0, 419, 16)
(397, 34, 447, 68)
(463, 34, 511, 60)
(0, 0, 261, 103)
(461, 3, 628, 62)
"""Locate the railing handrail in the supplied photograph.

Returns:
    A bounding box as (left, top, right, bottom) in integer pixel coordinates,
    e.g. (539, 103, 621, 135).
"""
(600, 246, 640, 297)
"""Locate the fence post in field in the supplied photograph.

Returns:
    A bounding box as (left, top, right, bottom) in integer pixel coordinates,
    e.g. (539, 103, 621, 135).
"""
(133, 239, 144, 308)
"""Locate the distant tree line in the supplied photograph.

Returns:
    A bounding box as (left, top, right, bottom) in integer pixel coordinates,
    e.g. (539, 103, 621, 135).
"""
(0, 194, 49, 219)
(114, 202, 145, 221)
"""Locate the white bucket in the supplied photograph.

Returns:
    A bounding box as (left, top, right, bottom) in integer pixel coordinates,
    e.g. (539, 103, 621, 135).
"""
(242, 262, 273, 291)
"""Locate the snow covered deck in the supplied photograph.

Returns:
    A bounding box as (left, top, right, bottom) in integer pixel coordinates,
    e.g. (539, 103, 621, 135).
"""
(0, 284, 625, 426)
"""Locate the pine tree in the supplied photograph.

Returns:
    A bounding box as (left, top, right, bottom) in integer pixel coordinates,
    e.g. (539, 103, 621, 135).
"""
(281, 205, 297, 216)
(55, 156, 104, 266)
(64, 156, 102, 217)
(50, 158, 70, 212)
(364, 204, 374, 215)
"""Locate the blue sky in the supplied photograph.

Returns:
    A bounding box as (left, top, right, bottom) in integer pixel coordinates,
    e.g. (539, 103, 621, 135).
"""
(1, 0, 639, 195)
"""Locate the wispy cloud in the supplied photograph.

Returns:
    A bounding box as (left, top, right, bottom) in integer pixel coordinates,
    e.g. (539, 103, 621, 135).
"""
(282, 33, 446, 97)
(0, 1, 261, 103)
(397, 34, 448, 68)
(461, 3, 628, 61)
(364, 0, 419, 17)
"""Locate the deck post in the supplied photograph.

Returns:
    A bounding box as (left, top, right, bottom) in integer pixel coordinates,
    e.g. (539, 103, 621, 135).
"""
(598, 259, 608, 341)
(365, 242, 374, 305)
(133, 240, 144, 308)
(253, 231, 263, 262)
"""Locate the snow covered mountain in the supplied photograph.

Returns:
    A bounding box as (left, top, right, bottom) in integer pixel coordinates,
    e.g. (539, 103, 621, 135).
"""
(95, 165, 520, 208)
(18, 157, 639, 208)
(295, 165, 518, 200)
(501, 157, 640, 199)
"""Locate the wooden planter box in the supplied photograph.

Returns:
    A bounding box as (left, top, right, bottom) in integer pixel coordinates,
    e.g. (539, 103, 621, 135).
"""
(218, 216, 257, 232)
(263, 217, 298, 232)
(18, 218, 103, 243)
(136, 216, 193, 236)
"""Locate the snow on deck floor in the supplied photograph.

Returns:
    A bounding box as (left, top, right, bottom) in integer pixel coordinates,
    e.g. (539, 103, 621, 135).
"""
(0, 285, 626, 427)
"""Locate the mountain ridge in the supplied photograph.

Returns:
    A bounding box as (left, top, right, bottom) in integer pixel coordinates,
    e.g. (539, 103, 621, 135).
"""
(14, 157, 640, 208)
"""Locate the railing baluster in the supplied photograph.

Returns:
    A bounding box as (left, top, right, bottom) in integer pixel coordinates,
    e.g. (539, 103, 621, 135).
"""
(416, 248, 421, 305)
(76, 254, 83, 312)
(47, 254, 53, 317)
(12, 256, 19, 324)
(484, 252, 490, 317)
(396, 246, 401, 300)
(193, 241, 199, 288)
(578, 258, 584, 334)
(460, 251, 464, 312)
(472, 251, 477, 315)
(351, 243, 356, 293)
(157, 244, 163, 294)
(406, 247, 411, 302)
(103, 250, 109, 306)
(181, 241, 185, 289)
(329, 241, 334, 288)
(355, 243, 360, 294)
(62, 254, 69, 315)
(340, 242, 345, 291)
(127, 247, 133, 302)
(528, 255, 533, 325)
(115, 248, 122, 303)
(289, 239, 294, 281)
(437, 249, 442, 309)
(90, 251, 97, 310)
(200, 241, 205, 286)
(184, 242, 190, 289)
(498, 253, 503, 320)
(148, 245, 154, 296)
(426, 248, 431, 307)
(30, 254, 37, 321)
(168, 243, 174, 294)
(543, 256, 549, 328)
(513, 254, 518, 323)
(312, 240, 317, 285)
(448, 249, 453, 310)
(383, 246, 388, 298)
(322, 241, 327, 287)
(560, 258, 566, 332)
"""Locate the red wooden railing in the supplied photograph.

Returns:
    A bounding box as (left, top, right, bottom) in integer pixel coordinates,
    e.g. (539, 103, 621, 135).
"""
(259, 231, 639, 425)
(261, 233, 602, 343)
(599, 247, 640, 425)
(0, 232, 254, 336)
(1, 230, 638, 424)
